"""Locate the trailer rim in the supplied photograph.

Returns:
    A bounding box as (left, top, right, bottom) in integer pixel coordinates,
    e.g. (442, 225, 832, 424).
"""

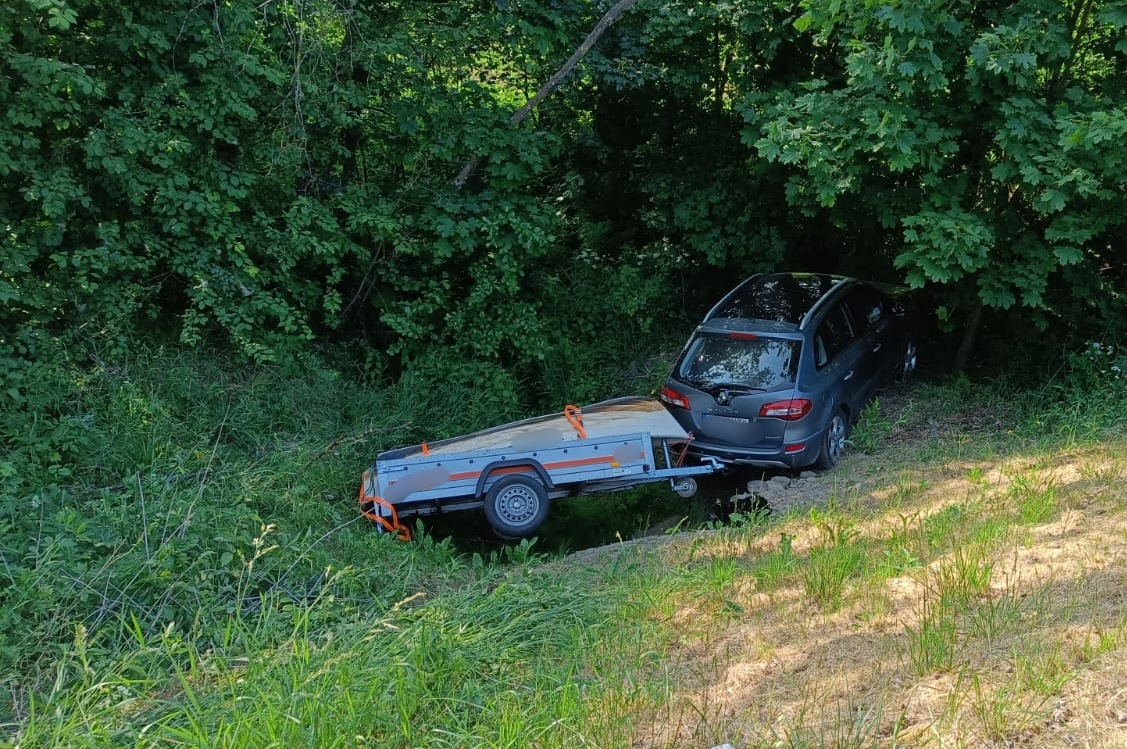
(484, 475, 550, 539)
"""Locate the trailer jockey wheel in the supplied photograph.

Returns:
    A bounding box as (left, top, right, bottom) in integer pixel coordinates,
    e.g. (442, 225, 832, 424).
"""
(672, 476, 698, 499)
(484, 475, 550, 539)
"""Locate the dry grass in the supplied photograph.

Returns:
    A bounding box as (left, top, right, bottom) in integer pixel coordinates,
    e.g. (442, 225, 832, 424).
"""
(623, 439, 1127, 748)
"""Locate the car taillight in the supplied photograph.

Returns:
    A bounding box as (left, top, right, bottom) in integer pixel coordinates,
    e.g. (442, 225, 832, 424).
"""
(759, 398, 813, 421)
(728, 331, 758, 340)
(659, 386, 691, 410)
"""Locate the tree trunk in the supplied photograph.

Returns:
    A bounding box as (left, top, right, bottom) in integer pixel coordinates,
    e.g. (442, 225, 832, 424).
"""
(954, 299, 985, 373)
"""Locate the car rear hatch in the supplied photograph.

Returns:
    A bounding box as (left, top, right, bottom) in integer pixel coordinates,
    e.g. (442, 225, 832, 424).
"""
(661, 330, 804, 454)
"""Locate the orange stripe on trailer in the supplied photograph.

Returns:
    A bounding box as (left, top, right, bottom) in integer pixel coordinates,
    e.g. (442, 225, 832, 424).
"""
(448, 464, 534, 482)
(447, 452, 647, 482)
(547, 453, 640, 470)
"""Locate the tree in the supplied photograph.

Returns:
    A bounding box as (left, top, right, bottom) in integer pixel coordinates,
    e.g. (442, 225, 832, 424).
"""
(750, 0, 1127, 367)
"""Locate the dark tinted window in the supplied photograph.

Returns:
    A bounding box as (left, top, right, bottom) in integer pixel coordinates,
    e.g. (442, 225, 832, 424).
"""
(713, 274, 841, 324)
(677, 335, 799, 389)
(814, 304, 855, 367)
(842, 286, 886, 332)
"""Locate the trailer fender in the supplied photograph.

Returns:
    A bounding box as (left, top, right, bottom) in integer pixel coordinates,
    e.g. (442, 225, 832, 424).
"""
(475, 459, 554, 498)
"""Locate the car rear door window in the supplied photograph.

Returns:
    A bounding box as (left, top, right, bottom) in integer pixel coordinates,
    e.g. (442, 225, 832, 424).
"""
(814, 303, 855, 367)
(678, 335, 799, 389)
(843, 286, 886, 332)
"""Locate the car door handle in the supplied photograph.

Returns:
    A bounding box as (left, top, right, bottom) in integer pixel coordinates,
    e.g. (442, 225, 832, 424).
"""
(872, 343, 882, 353)
(843, 370, 854, 381)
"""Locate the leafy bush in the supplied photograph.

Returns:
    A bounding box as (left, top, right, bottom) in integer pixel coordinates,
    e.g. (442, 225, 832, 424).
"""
(1063, 340, 1126, 394)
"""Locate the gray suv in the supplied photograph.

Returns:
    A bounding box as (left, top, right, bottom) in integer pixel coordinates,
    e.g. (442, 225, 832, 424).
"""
(660, 272, 921, 470)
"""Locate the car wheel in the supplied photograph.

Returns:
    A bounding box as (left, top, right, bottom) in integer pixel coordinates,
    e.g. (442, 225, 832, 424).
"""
(897, 340, 918, 382)
(483, 475, 550, 539)
(813, 410, 848, 471)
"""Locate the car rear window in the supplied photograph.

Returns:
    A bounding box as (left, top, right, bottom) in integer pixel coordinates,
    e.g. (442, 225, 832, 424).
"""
(677, 335, 799, 389)
(713, 274, 840, 324)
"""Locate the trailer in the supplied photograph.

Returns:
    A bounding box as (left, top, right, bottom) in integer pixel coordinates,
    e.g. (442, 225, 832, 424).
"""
(358, 396, 718, 540)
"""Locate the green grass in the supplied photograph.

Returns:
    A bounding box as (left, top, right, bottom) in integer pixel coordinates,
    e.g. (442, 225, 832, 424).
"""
(752, 533, 799, 591)
(904, 596, 959, 676)
(935, 544, 995, 610)
(804, 542, 868, 611)
(1010, 472, 1059, 524)
(13, 574, 651, 748)
(7, 349, 1127, 748)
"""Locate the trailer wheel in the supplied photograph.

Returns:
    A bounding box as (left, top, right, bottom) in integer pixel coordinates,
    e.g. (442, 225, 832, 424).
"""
(484, 475, 550, 539)
(672, 476, 698, 499)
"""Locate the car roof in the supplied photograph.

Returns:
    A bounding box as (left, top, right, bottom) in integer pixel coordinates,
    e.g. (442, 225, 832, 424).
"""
(704, 272, 850, 329)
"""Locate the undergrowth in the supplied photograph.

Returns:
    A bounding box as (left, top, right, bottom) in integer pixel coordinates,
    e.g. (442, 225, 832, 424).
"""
(4, 342, 1127, 746)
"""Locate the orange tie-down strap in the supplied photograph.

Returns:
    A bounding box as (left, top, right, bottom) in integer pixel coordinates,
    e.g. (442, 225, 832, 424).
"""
(358, 483, 412, 541)
(564, 404, 587, 439)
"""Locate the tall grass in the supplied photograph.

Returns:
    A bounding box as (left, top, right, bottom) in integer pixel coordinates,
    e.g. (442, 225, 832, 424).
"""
(12, 571, 664, 748)
(1, 349, 516, 713)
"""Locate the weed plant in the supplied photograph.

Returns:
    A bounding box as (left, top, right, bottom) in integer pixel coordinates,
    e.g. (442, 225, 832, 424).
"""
(849, 397, 909, 455)
(904, 595, 958, 676)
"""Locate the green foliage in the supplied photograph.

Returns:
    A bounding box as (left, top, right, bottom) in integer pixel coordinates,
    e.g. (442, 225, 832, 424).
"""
(750, 0, 1127, 345)
(899, 206, 995, 286)
(12, 569, 633, 749)
(2, 0, 1126, 386)
(0, 0, 592, 373)
(935, 545, 995, 610)
(849, 398, 908, 454)
(904, 597, 958, 676)
(1013, 640, 1073, 696)
(6, 347, 1127, 745)
(1061, 340, 1127, 393)
(531, 254, 685, 405)
(1009, 473, 1059, 524)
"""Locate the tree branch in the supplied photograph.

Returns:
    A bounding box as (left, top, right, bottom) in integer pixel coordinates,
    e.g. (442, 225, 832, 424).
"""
(453, 0, 643, 190)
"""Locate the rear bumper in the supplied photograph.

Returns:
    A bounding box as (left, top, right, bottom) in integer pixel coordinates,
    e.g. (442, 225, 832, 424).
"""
(662, 402, 829, 470)
(684, 432, 824, 470)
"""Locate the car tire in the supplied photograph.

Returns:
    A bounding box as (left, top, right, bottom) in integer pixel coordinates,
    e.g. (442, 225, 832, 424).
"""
(483, 475, 550, 539)
(812, 410, 849, 471)
(896, 340, 918, 382)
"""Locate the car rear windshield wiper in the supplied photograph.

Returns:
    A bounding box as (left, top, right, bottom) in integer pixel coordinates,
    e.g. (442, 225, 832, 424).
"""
(703, 382, 766, 393)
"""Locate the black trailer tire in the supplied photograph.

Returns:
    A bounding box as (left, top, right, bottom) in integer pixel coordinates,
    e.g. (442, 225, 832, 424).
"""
(483, 475, 550, 539)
